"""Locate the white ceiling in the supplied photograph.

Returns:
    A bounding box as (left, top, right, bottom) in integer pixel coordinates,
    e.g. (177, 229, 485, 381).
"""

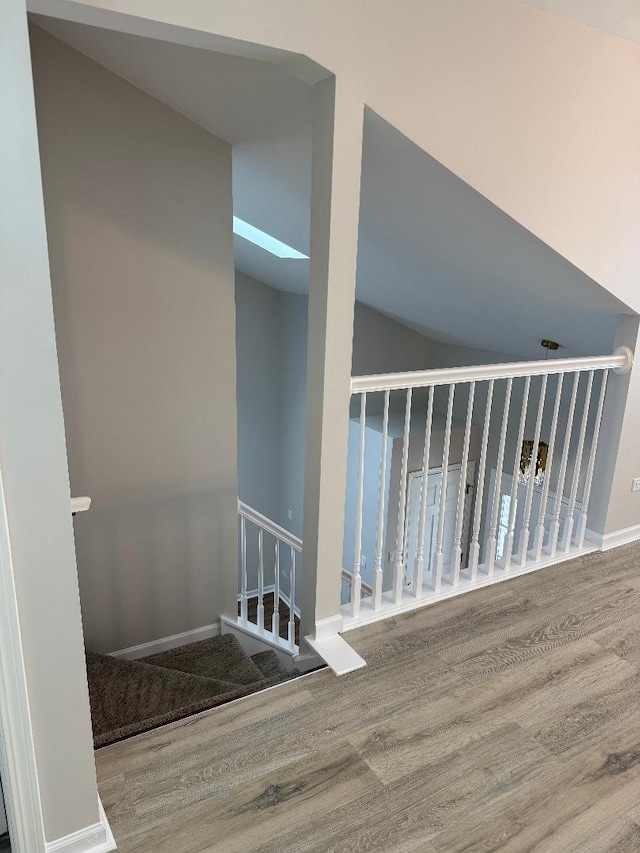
(356, 110, 631, 357)
(518, 0, 640, 44)
(32, 15, 634, 360)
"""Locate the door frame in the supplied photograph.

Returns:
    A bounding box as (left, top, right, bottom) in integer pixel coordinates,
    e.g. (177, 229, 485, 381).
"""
(0, 465, 46, 853)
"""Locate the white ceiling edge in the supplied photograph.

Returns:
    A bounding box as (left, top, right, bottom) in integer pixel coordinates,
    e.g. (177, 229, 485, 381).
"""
(518, 0, 640, 44)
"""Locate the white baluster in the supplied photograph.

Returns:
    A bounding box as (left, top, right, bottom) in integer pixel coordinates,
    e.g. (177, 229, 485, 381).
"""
(503, 376, 531, 572)
(257, 527, 264, 631)
(486, 378, 513, 575)
(413, 386, 435, 598)
(549, 372, 580, 558)
(516, 374, 547, 565)
(351, 393, 366, 617)
(577, 370, 609, 547)
(288, 545, 296, 650)
(393, 388, 413, 605)
(452, 382, 475, 585)
(373, 390, 390, 610)
(469, 379, 494, 580)
(561, 370, 594, 552)
(434, 384, 456, 591)
(240, 514, 248, 623)
(272, 538, 280, 638)
(533, 373, 564, 561)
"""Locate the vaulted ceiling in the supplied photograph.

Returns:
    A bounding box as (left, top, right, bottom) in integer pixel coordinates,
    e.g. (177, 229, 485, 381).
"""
(32, 14, 634, 359)
(518, 0, 640, 44)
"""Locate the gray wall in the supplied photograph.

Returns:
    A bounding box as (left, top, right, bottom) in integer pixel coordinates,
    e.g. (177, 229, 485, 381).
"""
(235, 273, 282, 523)
(352, 302, 437, 375)
(278, 294, 309, 539)
(33, 27, 238, 654)
(235, 279, 448, 541)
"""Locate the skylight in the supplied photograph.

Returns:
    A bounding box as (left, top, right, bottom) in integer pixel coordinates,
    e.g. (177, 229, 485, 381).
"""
(232, 217, 308, 260)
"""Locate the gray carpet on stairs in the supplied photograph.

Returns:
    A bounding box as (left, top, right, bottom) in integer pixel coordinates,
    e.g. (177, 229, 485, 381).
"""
(145, 635, 264, 685)
(87, 634, 293, 748)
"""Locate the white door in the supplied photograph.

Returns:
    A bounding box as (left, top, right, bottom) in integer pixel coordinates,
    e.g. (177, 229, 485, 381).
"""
(487, 468, 583, 563)
(403, 463, 475, 584)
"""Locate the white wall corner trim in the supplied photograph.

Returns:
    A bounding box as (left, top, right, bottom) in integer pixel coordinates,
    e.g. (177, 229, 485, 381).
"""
(109, 622, 221, 660)
(45, 798, 115, 853)
(586, 525, 640, 552)
(0, 468, 47, 853)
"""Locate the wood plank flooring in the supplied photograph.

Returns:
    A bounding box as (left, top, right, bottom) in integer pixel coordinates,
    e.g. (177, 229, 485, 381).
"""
(96, 542, 640, 852)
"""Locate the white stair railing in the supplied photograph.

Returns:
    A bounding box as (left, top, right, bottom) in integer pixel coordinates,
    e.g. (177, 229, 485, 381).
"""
(343, 347, 633, 629)
(238, 501, 300, 652)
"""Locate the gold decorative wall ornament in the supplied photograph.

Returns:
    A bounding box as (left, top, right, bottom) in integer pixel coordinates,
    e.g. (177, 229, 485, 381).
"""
(519, 440, 548, 486)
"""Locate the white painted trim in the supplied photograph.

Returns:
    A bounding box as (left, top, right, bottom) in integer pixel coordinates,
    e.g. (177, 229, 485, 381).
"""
(314, 614, 344, 640)
(0, 464, 46, 853)
(109, 622, 220, 660)
(351, 348, 633, 394)
(45, 798, 115, 853)
(587, 525, 640, 552)
(304, 633, 366, 675)
(238, 501, 303, 551)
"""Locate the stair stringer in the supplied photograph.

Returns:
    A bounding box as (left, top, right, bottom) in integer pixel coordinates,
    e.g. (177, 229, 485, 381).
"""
(220, 616, 322, 673)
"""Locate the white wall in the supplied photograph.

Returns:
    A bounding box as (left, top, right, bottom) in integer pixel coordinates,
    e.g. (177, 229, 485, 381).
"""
(32, 27, 238, 654)
(33, 0, 640, 312)
(590, 316, 640, 535)
(0, 3, 101, 846)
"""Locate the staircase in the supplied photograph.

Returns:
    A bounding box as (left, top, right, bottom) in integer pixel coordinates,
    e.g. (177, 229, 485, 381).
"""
(86, 634, 296, 748)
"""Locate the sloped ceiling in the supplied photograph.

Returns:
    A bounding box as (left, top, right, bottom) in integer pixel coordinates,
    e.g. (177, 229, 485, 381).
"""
(32, 16, 634, 359)
(518, 0, 640, 44)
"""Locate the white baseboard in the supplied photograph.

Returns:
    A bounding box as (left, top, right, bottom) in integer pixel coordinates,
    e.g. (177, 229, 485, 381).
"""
(109, 622, 220, 660)
(314, 614, 344, 640)
(587, 525, 640, 552)
(45, 798, 115, 853)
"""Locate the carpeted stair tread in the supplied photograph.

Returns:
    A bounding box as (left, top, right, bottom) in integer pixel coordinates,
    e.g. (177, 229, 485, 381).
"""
(250, 650, 290, 682)
(86, 651, 256, 748)
(144, 634, 266, 686)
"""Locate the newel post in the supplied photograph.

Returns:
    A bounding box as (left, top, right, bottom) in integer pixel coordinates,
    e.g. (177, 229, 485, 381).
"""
(300, 77, 364, 646)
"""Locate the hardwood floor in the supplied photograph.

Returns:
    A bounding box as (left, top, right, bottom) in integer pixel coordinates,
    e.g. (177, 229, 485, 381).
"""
(97, 542, 640, 852)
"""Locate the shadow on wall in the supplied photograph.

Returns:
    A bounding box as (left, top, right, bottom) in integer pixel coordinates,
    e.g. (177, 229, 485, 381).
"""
(74, 486, 237, 654)
(32, 28, 239, 655)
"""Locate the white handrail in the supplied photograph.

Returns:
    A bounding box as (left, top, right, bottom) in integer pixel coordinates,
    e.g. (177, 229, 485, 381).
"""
(238, 501, 302, 551)
(70, 496, 91, 514)
(350, 347, 633, 394)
